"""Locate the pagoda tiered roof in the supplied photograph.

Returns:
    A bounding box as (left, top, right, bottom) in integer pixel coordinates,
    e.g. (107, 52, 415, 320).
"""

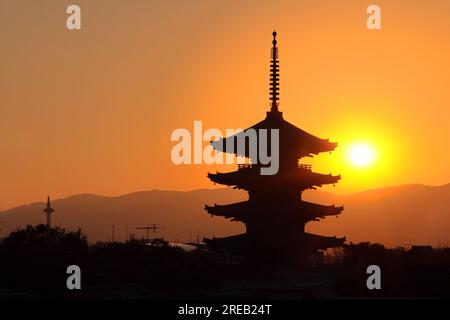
(211, 111, 337, 160)
(205, 200, 343, 223)
(207, 165, 341, 191)
(204, 232, 345, 254)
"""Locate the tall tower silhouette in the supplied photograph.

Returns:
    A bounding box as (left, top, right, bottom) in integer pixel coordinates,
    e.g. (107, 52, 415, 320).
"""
(269, 31, 281, 114)
(204, 32, 345, 265)
(43, 196, 54, 227)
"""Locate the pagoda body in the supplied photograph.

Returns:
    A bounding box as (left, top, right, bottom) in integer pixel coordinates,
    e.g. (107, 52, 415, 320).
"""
(204, 32, 345, 263)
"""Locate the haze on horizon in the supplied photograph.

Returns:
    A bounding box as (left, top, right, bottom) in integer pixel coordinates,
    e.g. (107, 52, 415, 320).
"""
(1, 0, 450, 210)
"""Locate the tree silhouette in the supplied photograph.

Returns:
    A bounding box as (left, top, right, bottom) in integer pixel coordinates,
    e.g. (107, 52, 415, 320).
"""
(0, 224, 88, 295)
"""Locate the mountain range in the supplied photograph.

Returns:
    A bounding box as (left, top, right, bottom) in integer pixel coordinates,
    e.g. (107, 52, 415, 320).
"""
(0, 183, 449, 247)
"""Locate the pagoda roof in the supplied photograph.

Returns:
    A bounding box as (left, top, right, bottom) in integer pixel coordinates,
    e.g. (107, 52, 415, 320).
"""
(208, 166, 340, 190)
(211, 111, 337, 159)
(302, 233, 346, 251)
(205, 200, 343, 223)
(204, 232, 345, 253)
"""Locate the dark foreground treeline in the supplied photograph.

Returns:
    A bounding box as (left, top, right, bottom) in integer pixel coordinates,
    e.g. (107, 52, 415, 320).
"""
(0, 225, 223, 298)
(0, 225, 449, 298)
(332, 242, 450, 298)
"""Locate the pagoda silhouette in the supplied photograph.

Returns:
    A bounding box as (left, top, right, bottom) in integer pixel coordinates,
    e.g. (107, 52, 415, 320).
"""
(204, 32, 345, 264)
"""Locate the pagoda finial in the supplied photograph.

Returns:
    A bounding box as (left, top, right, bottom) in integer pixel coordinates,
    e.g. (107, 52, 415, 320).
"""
(270, 30, 280, 113)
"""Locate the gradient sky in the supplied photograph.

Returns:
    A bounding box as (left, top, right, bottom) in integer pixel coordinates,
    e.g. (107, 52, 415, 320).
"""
(1, 0, 450, 210)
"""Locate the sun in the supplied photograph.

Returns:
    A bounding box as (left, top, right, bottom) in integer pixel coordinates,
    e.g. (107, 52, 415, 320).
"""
(348, 143, 376, 168)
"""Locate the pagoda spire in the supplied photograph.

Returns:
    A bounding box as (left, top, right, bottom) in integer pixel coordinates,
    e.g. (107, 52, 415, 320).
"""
(270, 31, 280, 113)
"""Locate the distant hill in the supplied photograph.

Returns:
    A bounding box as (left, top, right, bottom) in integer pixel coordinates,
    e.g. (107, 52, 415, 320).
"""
(0, 184, 449, 247)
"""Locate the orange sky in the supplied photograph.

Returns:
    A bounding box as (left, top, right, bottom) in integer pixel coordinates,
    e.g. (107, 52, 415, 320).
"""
(1, 0, 450, 210)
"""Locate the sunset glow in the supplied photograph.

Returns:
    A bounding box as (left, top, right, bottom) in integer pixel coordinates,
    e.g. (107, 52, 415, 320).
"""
(0, 1, 449, 302)
(0, 0, 450, 211)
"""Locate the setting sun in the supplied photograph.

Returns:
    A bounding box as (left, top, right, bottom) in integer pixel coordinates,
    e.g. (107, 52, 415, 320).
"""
(348, 143, 376, 168)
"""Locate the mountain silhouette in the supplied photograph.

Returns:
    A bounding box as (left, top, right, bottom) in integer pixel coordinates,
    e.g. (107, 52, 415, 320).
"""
(0, 183, 449, 247)
(306, 183, 450, 247)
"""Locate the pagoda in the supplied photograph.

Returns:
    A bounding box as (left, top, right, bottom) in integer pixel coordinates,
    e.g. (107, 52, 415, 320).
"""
(204, 32, 345, 263)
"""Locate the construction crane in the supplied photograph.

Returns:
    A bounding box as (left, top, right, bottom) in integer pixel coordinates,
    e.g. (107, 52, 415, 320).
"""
(135, 224, 166, 241)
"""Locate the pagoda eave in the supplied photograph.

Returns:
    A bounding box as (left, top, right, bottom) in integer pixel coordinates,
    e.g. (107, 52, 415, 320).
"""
(204, 232, 345, 254)
(207, 170, 341, 190)
(205, 200, 343, 223)
(211, 115, 338, 161)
